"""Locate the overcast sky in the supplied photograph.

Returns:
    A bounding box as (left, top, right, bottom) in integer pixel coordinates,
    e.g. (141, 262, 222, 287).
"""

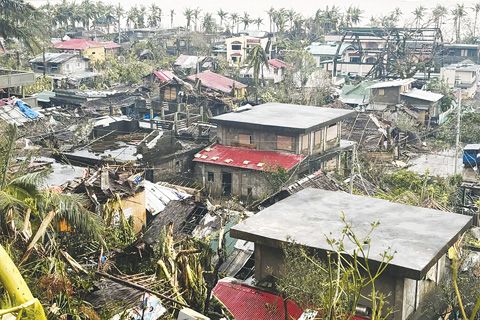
(27, 0, 479, 35)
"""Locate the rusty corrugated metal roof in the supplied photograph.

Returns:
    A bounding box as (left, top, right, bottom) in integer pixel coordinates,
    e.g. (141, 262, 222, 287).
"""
(193, 144, 303, 171)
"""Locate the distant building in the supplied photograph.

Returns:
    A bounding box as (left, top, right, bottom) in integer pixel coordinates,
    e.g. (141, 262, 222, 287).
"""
(231, 188, 473, 320)
(440, 60, 480, 98)
(437, 43, 480, 66)
(53, 38, 120, 63)
(239, 58, 288, 84)
(173, 54, 215, 75)
(367, 79, 415, 110)
(186, 70, 247, 99)
(193, 103, 355, 200)
(400, 89, 444, 125)
(225, 35, 270, 66)
(30, 53, 89, 76)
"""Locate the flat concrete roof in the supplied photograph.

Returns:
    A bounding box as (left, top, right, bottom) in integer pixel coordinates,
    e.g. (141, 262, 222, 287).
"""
(211, 103, 355, 133)
(231, 188, 472, 279)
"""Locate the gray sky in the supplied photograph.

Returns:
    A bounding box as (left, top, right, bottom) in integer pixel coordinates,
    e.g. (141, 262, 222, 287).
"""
(27, 0, 478, 36)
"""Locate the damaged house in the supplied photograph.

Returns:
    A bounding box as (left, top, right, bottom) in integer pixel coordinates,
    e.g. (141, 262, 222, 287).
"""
(193, 103, 355, 200)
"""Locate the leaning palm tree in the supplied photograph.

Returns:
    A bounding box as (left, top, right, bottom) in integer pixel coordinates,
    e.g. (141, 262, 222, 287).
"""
(0, 0, 43, 51)
(247, 44, 270, 102)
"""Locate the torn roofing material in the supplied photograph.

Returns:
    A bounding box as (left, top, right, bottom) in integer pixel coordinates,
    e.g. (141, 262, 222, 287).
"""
(231, 188, 473, 279)
(152, 70, 176, 83)
(193, 144, 304, 171)
(400, 88, 444, 102)
(143, 180, 191, 215)
(186, 70, 247, 93)
(367, 78, 415, 89)
(53, 38, 120, 50)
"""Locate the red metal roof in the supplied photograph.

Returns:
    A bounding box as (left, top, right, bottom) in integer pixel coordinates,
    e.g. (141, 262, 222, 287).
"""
(269, 58, 289, 69)
(153, 70, 176, 83)
(54, 39, 120, 50)
(213, 280, 303, 320)
(186, 70, 247, 93)
(193, 144, 303, 171)
(213, 280, 371, 320)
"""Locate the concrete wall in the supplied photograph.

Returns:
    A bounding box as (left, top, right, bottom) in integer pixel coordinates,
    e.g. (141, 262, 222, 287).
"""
(252, 243, 448, 320)
(194, 163, 279, 200)
(370, 86, 403, 105)
(32, 57, 89, 75)
(216, 122, 341, 156)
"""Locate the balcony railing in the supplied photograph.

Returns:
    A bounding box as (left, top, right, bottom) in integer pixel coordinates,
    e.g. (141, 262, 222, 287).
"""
(0, 69, 35, 89)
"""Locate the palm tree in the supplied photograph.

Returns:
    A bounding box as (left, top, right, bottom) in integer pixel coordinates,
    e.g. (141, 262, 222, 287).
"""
(170, 9, 175, 28)
(247, 44, 269, 102)
(0, 0, 42, 51)
(0, 125, 104, 260)
(266, 7, 275, 33)
(115, 4, 124, 43)
(202, 13, 215, 33)
(217, 9, 228, 30)
(148, 4, 161, 28)
(346, 6, 362, 27)
(193, 8, 201, 31)
(413, 6, 426, 29)
(241, 12, 251, 30)
(452, 4, 467, 42)
(273, 8, 287, 33)
(254, 18, 263, 30)
(474, 3, 480, 38)
(287, 9, 296, 30)
(230, 13, 239, 33)
(184, 8, 193, 31)
(432, 5, 448, 30)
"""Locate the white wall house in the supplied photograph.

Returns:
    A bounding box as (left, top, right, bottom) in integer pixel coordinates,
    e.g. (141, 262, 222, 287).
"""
(440, 60, 480, 98)
(225, 35, 270, 66)
(239, 59, 288, 84)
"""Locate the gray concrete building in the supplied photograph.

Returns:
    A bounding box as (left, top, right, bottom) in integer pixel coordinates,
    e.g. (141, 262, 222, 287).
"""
(231, 188, 473, 320)
(193, 103, 355, 200)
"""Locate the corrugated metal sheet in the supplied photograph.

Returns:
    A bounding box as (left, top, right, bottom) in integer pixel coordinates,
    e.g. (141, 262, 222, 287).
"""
(29, 53, 84, 64)
(153, 70, 176, 83)
(213, 280, 303, 320)
(174, 54, 206, 69)
(193, 144, 303, 171)
(0, 103, 43, 126)
(268, 59, 288, 69)
(186, 70, 247, 93)
(54, 39, 120, 50)
(143, 181, 191, 215)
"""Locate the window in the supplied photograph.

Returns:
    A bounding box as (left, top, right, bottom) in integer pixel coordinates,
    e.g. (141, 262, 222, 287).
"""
(163, 87, 177, 101)
(378, 88, 385, 96)
(314, 130, 322, 149)
(274, 68, 278, 75)
(232, 56, 238, 63)
(301, 134, 309, 153)
(326, 124, 338, 141)
(276, 135, 293, 151)
(207, 172, 214, 182)
(231, 42, 242, 50)
(350, 57, 361, 63)
(238, 133, 253, 145)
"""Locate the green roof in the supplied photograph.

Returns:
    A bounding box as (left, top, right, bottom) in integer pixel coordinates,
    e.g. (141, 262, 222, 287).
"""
(339, 81, 377, 105)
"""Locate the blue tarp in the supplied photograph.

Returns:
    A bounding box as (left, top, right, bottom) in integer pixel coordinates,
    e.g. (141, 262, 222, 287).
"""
(15, 99, 39, 119)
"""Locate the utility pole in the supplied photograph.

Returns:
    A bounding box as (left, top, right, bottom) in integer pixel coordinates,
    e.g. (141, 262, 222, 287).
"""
(349, 143, 357, 194)
(454, 89, 462, 176)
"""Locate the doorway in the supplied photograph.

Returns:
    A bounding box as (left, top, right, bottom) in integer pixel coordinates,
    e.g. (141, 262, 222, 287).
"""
(222, 172, 232, 196)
